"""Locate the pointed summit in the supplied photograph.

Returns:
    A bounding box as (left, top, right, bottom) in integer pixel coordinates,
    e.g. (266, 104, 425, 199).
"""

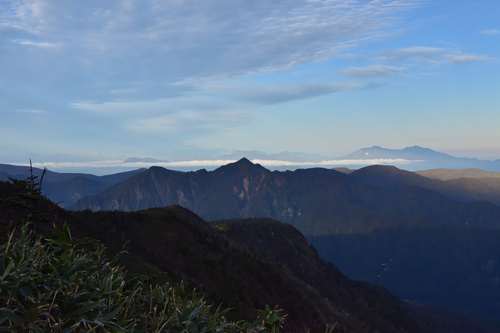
(215, 157, 269, 174)
(234, 157, 254, 166)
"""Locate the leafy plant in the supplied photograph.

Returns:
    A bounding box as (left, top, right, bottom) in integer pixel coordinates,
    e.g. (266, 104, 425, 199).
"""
(0, 222, 286, 332)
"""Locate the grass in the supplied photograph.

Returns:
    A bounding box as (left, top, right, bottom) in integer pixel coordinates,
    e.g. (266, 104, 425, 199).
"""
(0, 222, 286, 332)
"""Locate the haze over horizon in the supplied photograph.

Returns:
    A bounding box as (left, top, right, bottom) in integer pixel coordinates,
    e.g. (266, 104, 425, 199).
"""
(1, 1, 499, 163)
(2, 144, 500, 176)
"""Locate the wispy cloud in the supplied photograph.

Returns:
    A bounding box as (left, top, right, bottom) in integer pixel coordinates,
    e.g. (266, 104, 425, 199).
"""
(12, 39, 61, 49)
(126, 110, 250, 134)
(383, 46, 489, 64)
(0, 0, 48, 34)
(235, 82, 368, 104)
(15, 108, 47, 114)
(71, 76, 382, 139)
(1, 0, 420, 83)
(340, 65, 403, 77)
(71, 94, 240, 117)
(388, 46, 444, 59)
(72, 80, 368, 135)
(73, 80, 372, 114)
(481, 29, 500, 36)
(71, 99, 175, 114)
(445, 53, 488, 64)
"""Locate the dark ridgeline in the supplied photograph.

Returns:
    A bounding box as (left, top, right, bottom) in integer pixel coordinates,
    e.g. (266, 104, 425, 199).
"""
(73, 158, 500, 234)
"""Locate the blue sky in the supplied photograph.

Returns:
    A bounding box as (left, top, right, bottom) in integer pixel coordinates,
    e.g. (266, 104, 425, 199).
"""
(1, 0, 499, 164)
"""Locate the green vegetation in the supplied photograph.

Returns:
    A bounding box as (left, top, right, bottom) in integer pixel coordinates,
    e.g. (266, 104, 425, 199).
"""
(0, 222, 286, 332)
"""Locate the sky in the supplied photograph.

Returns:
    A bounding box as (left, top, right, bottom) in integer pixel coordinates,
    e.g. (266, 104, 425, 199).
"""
(1, 0, 499, 166)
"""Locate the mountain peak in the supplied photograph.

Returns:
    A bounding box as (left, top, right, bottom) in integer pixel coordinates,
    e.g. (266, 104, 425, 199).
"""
(215, 157, 269, 174)
(232, 157, 266, 170)
(236, 157, 253, 165)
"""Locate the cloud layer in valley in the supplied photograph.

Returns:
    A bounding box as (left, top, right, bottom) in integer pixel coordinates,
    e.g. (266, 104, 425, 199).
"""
(25, 158, 417, 173)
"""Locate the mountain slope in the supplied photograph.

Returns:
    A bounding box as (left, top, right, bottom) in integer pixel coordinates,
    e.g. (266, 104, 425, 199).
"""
(0, 180, 420, 333)
(415, 169, 500, 206)
(311, 226, 500, 323)
(220, 219, 500, 333)
(439, 178, 500, 206)
(215, 218, 419, 331)
(351, 165, 500, 206)
(418, 168, 500, 181)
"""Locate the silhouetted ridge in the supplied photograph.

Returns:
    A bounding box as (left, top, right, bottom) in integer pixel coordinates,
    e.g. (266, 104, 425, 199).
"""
(350, 165, 437, 189)
(74, 161, 500, 234)
(353, 164, 402, 175)
(148, 165, 183, 175)
(215, 157, 269, 175)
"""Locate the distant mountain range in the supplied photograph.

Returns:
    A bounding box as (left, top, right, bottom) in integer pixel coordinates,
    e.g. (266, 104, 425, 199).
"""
(210, 146, 500, 171)
(345, 145, 455, 160)
(144, 145, 500, 171)
(343, 146, 500, 171)
(9, 145, 500, 173)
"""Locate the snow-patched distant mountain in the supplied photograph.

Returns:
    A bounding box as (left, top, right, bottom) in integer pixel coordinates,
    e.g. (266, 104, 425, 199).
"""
(343, 146, 500, 171)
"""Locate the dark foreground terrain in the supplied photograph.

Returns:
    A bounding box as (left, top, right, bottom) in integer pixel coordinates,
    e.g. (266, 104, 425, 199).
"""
(0, 180, 419, 333)
(3, 180, 500, 331)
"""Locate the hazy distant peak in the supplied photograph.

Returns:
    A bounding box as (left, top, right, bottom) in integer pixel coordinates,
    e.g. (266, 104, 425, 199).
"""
(401, 145, 450, 156)
(346, 145, 454, 161)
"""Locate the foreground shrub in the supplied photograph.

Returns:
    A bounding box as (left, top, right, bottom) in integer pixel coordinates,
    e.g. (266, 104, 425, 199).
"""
(0, 223, 286, 332)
